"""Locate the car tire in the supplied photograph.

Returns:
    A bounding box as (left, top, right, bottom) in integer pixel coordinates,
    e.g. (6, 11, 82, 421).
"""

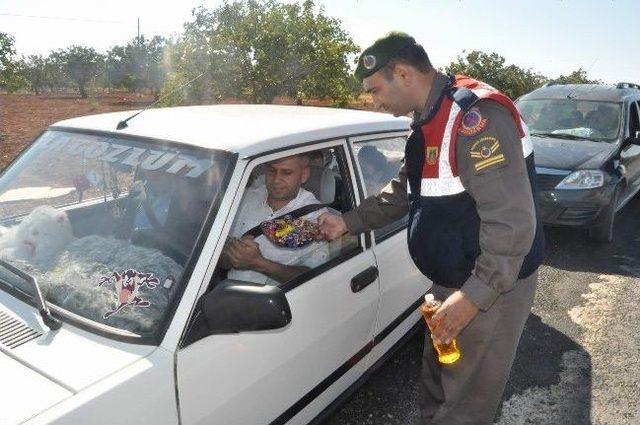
(588, 187, 619, 243)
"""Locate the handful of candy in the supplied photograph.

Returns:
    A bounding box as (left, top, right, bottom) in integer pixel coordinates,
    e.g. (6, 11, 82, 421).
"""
(260, 216, 320, 248)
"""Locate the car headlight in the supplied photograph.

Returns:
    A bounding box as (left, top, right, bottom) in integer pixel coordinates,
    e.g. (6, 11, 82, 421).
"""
(555, 170, 604, 189)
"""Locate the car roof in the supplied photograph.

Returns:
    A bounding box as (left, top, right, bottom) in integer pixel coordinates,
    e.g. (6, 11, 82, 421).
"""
(50, 105, 411, 158)
(519, 84, 640, 103)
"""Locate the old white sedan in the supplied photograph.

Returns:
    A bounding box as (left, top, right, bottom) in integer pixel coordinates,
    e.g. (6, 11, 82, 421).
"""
(0, 105, 430, 425)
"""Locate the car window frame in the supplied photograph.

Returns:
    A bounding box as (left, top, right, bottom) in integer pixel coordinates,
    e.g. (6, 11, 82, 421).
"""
(627, 100, 640, 138)
(348, 131, 410, 244)
(205, 138, 367, 295)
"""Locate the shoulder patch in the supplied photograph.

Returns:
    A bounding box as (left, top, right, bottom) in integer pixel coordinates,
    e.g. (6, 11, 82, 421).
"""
(470, 136, 508, 173)
(459, 107, 488, 137)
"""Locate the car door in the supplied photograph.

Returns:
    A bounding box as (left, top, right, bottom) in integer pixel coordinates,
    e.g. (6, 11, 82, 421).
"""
(619, 100, 640, 204)
(349, 133, 431, 365)
(175, 140, 381, 425)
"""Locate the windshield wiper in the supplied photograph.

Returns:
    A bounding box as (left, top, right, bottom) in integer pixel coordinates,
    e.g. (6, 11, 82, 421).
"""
(0, 259, 62, 330)
(531, 132, 602, 142)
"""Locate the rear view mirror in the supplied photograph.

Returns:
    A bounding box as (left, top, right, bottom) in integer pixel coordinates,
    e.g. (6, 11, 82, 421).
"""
(200, 280, 292, 334)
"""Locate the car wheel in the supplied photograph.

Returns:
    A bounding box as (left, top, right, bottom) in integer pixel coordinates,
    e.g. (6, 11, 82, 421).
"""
(588, 187, 619, 243)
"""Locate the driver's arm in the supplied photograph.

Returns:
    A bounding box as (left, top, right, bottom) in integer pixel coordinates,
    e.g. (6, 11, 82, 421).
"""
(252, 258, 309, 284)
(225, 236, 309, 284)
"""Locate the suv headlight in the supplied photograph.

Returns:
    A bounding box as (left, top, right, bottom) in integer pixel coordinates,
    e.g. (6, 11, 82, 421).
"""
(555, 170, 604, 189)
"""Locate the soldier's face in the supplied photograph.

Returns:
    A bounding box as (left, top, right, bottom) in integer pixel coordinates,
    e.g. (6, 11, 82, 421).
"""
(363, 69, 414, 117)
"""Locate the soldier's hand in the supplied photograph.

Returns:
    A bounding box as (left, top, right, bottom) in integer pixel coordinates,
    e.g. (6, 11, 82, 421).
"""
(429, 291, 479, 344)
(318, 213, 348, 241)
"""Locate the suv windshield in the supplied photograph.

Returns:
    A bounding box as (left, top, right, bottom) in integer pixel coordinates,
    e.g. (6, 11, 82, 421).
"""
(0, 130, 233, 338)
(517, 99, 622, 142)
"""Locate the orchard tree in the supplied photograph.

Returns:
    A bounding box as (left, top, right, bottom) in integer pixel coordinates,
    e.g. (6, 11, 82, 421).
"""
(168, 0, 359, 105)
(55, 46, 104, 98)
(0, 32, 27, 92)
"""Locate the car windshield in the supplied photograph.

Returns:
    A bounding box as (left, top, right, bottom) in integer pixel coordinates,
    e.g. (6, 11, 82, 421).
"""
(517, 99, 622, 142)
(0, 130, 233, 338)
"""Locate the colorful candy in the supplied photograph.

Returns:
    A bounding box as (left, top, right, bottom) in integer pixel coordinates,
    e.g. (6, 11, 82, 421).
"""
(261, 216, 320, 248)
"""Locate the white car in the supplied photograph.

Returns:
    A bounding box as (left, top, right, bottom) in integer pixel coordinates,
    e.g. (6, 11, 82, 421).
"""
(0, 105, 431, 425)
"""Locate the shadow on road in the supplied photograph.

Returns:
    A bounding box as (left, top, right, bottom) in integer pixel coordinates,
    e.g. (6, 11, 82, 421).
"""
(543, 195, 640, 278)
(499, 314, 592, 424)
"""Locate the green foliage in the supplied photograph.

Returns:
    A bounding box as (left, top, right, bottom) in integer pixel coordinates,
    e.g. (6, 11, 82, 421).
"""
(156, 71, 191, 107)
(54, 46, 104, 98)
(0, 32, 28, 92)
(166, 0, 359, 105)
(21, 55, 47, 94)
(552, 68, 601, 85)
(445, 50, 547, 99)
(105, 35, 168, 96)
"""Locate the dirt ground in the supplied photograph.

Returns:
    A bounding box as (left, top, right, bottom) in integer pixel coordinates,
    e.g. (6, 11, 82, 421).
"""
(0, 92, 156, 170)
(0, 92, 375, 171)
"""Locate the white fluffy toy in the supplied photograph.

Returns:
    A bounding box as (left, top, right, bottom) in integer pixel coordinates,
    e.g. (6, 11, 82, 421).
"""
(0, 205, 74, 267)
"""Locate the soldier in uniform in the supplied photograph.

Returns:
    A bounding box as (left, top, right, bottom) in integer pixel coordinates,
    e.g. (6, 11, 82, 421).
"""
(318, 32, 545, 424)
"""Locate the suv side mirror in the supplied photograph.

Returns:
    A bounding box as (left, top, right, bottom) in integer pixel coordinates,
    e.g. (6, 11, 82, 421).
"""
(200, 280, 292, 334)
(625, 134, 640, 146)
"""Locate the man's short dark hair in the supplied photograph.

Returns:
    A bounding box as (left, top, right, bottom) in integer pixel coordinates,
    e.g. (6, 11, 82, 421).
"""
(381, 43, 432, 80)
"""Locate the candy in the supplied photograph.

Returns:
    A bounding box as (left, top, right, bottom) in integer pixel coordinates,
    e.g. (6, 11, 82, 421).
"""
(261, 215, 320, 248)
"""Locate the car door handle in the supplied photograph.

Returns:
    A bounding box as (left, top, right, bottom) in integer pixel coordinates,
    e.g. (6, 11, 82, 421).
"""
(351, 266, 378, 293)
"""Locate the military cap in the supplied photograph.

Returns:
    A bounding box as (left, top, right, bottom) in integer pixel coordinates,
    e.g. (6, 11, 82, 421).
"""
(354, 31, 416, 81)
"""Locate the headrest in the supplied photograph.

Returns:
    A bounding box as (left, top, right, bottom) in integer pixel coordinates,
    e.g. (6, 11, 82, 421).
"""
(303, 165, 335, 204)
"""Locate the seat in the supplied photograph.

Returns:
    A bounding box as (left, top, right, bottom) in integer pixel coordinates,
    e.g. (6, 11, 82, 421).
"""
(302, 164, 335, 204)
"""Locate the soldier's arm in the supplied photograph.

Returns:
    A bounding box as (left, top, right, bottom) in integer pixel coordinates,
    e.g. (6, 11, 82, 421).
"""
(456, 100, 536, 311)
(342, 163, 409, 234)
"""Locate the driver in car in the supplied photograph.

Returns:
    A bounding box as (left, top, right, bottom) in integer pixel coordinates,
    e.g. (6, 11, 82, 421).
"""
(220, 154, 329, 285)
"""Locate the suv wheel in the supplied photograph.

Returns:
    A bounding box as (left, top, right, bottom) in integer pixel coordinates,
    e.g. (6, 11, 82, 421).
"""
(588, 187, 619, 243)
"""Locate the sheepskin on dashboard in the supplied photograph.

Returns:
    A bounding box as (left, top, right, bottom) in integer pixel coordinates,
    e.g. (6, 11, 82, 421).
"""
(0, 206, 183, 335)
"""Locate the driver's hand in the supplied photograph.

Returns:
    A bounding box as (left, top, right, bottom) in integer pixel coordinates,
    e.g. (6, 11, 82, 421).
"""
(227, 235, 262, 270)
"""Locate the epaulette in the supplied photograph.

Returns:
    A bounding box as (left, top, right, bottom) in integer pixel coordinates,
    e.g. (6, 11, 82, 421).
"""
(448, 87, 480, 112)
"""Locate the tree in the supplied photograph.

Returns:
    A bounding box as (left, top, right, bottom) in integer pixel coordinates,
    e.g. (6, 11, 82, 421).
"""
(167, 0, 359, 105)
(0, 32, 27, 92)
(55, 46, 104, 98)
(21, 55, 47, 94)
(552, 68, 601, 85)
(445, 50, 547, 99)
(105, 35, 168, 96)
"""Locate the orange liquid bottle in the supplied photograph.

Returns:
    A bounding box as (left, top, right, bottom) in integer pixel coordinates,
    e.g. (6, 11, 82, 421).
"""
(421, 294, 461, 364)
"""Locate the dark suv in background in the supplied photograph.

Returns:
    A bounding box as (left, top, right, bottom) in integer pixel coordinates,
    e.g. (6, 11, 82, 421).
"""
(517, 82, 640, 242)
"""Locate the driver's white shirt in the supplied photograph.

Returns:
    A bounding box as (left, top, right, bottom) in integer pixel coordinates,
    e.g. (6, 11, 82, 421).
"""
(228, 184, 329, 285)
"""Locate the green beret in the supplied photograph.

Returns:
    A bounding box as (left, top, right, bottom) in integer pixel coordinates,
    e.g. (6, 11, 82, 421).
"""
(354, 32, 416, 81)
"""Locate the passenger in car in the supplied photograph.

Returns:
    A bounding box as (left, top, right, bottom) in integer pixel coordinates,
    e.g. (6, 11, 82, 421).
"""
(220, 154, 329, 285)
(358, 145, 397, 195)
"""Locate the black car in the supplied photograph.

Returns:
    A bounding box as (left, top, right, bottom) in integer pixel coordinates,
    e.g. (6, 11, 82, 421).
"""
(517, 82, 640, 242)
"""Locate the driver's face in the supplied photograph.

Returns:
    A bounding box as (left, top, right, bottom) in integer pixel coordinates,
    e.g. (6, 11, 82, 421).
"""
(265, 156, 310, 202)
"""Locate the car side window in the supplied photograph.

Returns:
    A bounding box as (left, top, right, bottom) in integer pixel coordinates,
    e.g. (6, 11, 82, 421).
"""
(214, 146, 360, 289)
(629, 101, 640, 138)
(353, 137, 408, 242)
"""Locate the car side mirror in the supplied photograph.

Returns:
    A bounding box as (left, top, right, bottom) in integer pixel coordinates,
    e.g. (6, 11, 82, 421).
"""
(200, 279, 292, 334)
(625, 134, 640, 146)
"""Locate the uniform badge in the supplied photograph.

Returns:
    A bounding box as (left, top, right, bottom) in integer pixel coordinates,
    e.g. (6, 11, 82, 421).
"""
(470, 136, 507, 173)
(459, 107, 488, 137)
(425, 146, 439, 165)
(363, 55, 377, 70)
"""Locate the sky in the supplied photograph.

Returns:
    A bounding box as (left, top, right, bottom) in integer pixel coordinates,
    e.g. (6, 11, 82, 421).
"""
(0, 0, 637, 84)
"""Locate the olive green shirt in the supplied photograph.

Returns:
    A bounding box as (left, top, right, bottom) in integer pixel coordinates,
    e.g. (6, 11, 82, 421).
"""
(343, 73, 536, 311)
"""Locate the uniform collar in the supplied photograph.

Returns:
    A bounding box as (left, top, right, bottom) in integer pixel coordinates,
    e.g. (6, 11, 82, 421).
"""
(412, 72, 454, 127)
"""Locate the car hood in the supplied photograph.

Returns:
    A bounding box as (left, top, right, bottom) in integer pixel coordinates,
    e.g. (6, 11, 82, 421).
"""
(531, 135, 618, 170)
(0, 291, 156, 424)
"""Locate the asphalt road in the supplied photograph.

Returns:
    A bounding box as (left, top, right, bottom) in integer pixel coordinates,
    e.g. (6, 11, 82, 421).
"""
(323, 196, 640, 425)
